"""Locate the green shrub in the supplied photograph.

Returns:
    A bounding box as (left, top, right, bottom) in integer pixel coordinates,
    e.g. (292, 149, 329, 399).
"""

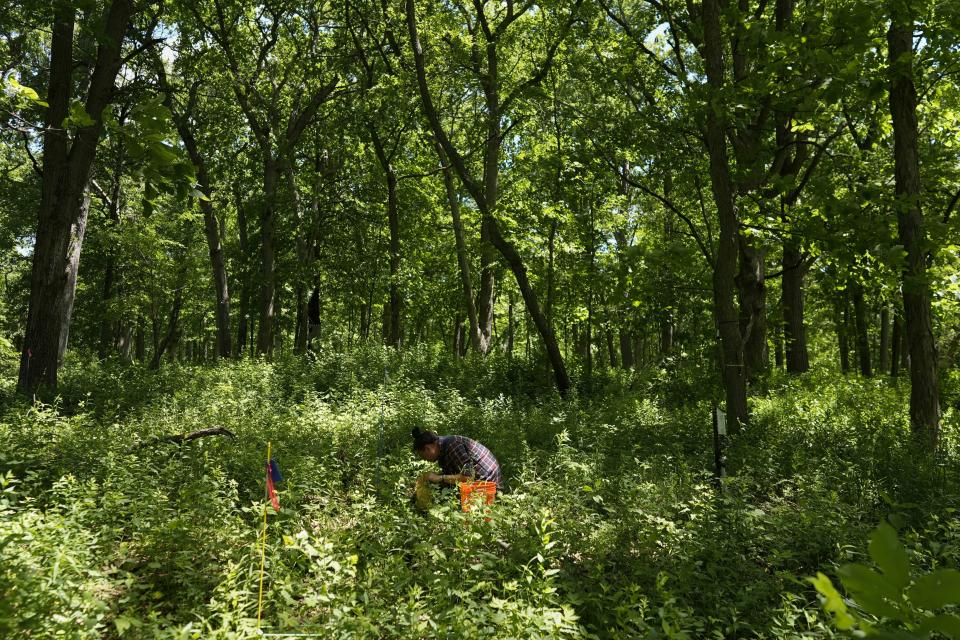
(1, 351, 958, 638)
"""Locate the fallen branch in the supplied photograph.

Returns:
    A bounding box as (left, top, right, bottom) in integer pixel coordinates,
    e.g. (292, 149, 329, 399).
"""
(128, 427, 236, 452)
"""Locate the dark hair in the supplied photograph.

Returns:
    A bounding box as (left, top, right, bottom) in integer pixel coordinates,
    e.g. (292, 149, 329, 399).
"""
(411, 426, 439, 451)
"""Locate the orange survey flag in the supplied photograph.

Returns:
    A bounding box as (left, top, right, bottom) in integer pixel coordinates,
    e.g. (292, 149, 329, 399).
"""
(266, 459, 281, 512)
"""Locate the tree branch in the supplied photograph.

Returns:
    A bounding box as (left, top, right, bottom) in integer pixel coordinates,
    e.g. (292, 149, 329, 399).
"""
(127, 427, 237, 452)
(406, 0, 484, 203)
(598, 0, 682, 82)
(944, 185, 960, 224)
(500, 0, 584, 114)
(20, 131, 41, 177)
(785, 124, 844, 204)
(608, 157, 713, 265)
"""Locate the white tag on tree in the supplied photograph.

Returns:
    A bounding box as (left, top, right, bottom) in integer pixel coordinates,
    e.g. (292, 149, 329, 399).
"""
(716, 408, 726, 436)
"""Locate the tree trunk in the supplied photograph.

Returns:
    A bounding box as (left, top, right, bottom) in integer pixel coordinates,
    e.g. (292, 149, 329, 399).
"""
(308, 287, 322, 350)
(438, 142, 491, 354)
(151, 285, 184, 369)
(525, 313, 532, 358)
(738, 237, 768, 378)
(359, 302, 370, 340)
(888, 9, 939, 443)
(98, 155, 123, 361)
(659, 315, 674, 358)
(852, 284, 872, 377)
(782, 238, 809, 373)
(901, 315, 911, 371)
(407, 0, 568, 393)
(197, 170, 231, 358)
(18, 0, 134, 394)
(620, 328, 634, 369)
(485, 217, 570, 392)
(135, 317, 145, 362)
(294, 286, 305, 351)
(287, 159, 323, 355)
(773, 324, 784, 369)
(381, 298, 390, 344)
(607, 329, 618, 368)
(701, 0, 749, 431)
(57, 194, 91, 364)
(237, 288, 250, 357)
(506, 290, 515, 357)
(837, 295, 851, 373)
(879, 304, 891, 373)
(272, 284, 283, 354)
(98, 240, 117, 361)
(453, 311, 465, 358)
(234, 189, 251, 357)
(546, 219, 557, 325)
(890, 309, 902, 377)
(160, 73, 233, 359)
(151, 311, 161, 359)
(477, 217, 497, 352)
(370, 128, 402, 348)
(118, 323, 133, 364)
(256, 155, 280, 356)
(387, 160, 401, 348)
(585, 201, 596, 379)
(659, 175, 675, 359)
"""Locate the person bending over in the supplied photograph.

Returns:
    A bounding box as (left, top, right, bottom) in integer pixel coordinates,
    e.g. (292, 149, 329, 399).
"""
(412, 427, 502, 489)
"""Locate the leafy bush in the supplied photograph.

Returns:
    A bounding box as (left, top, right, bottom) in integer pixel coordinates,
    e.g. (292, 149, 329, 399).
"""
(1, 350, 958, 638)
(812, 520, 960, 638)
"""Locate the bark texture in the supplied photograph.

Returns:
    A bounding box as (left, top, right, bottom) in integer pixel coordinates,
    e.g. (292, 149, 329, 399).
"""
(888, 9, 939, 443)
(19, 0, 135, 394)
(781, 239, 809, 372)
(700, 0, 749, 430)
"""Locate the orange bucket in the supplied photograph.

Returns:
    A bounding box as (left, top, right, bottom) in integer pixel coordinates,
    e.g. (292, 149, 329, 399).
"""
(458, 481, 497, 512)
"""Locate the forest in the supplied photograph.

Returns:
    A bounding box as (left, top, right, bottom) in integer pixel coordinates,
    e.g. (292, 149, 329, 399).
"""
(2, 0, 960, 638)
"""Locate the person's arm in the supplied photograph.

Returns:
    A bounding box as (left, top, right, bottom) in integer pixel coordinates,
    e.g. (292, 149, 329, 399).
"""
(426, 472, 468, 485)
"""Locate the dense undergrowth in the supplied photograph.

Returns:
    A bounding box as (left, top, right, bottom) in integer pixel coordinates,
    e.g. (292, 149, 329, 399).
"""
(1, 345, 959, 638)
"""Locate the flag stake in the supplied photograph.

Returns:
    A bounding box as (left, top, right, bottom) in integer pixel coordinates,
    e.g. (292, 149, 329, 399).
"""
(257, 441, 272, 630)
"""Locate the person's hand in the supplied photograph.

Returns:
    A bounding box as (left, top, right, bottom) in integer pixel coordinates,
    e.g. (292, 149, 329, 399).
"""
(427, 472, 443, 483)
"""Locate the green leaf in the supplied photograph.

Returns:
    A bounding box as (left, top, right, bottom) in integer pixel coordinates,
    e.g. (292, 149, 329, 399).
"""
(853, 588, 904, 621)
(869, 523, 911, 591)
(808, 572, 858, 630)
(918, 614, 960, 639)
(837, 563, 903, 619)
(148, 143, 179, 165)
(63, 101, 95, 128)
(114, 616, 139, 635)
(8, 77, 38, 100)
(908, 569, 960, 610)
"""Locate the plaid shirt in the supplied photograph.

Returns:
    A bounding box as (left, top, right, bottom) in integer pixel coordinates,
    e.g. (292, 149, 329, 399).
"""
(438, 435, 501, 488)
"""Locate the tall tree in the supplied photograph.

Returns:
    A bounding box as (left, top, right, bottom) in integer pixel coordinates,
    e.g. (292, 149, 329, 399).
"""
(18, 0, 136, 393)
(406, 0, 581, 394)
(190, 0, 340, 356)
(155, 62, 233, 358)
(699, 0, 750, 429)
(887, 0, 939, 442)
